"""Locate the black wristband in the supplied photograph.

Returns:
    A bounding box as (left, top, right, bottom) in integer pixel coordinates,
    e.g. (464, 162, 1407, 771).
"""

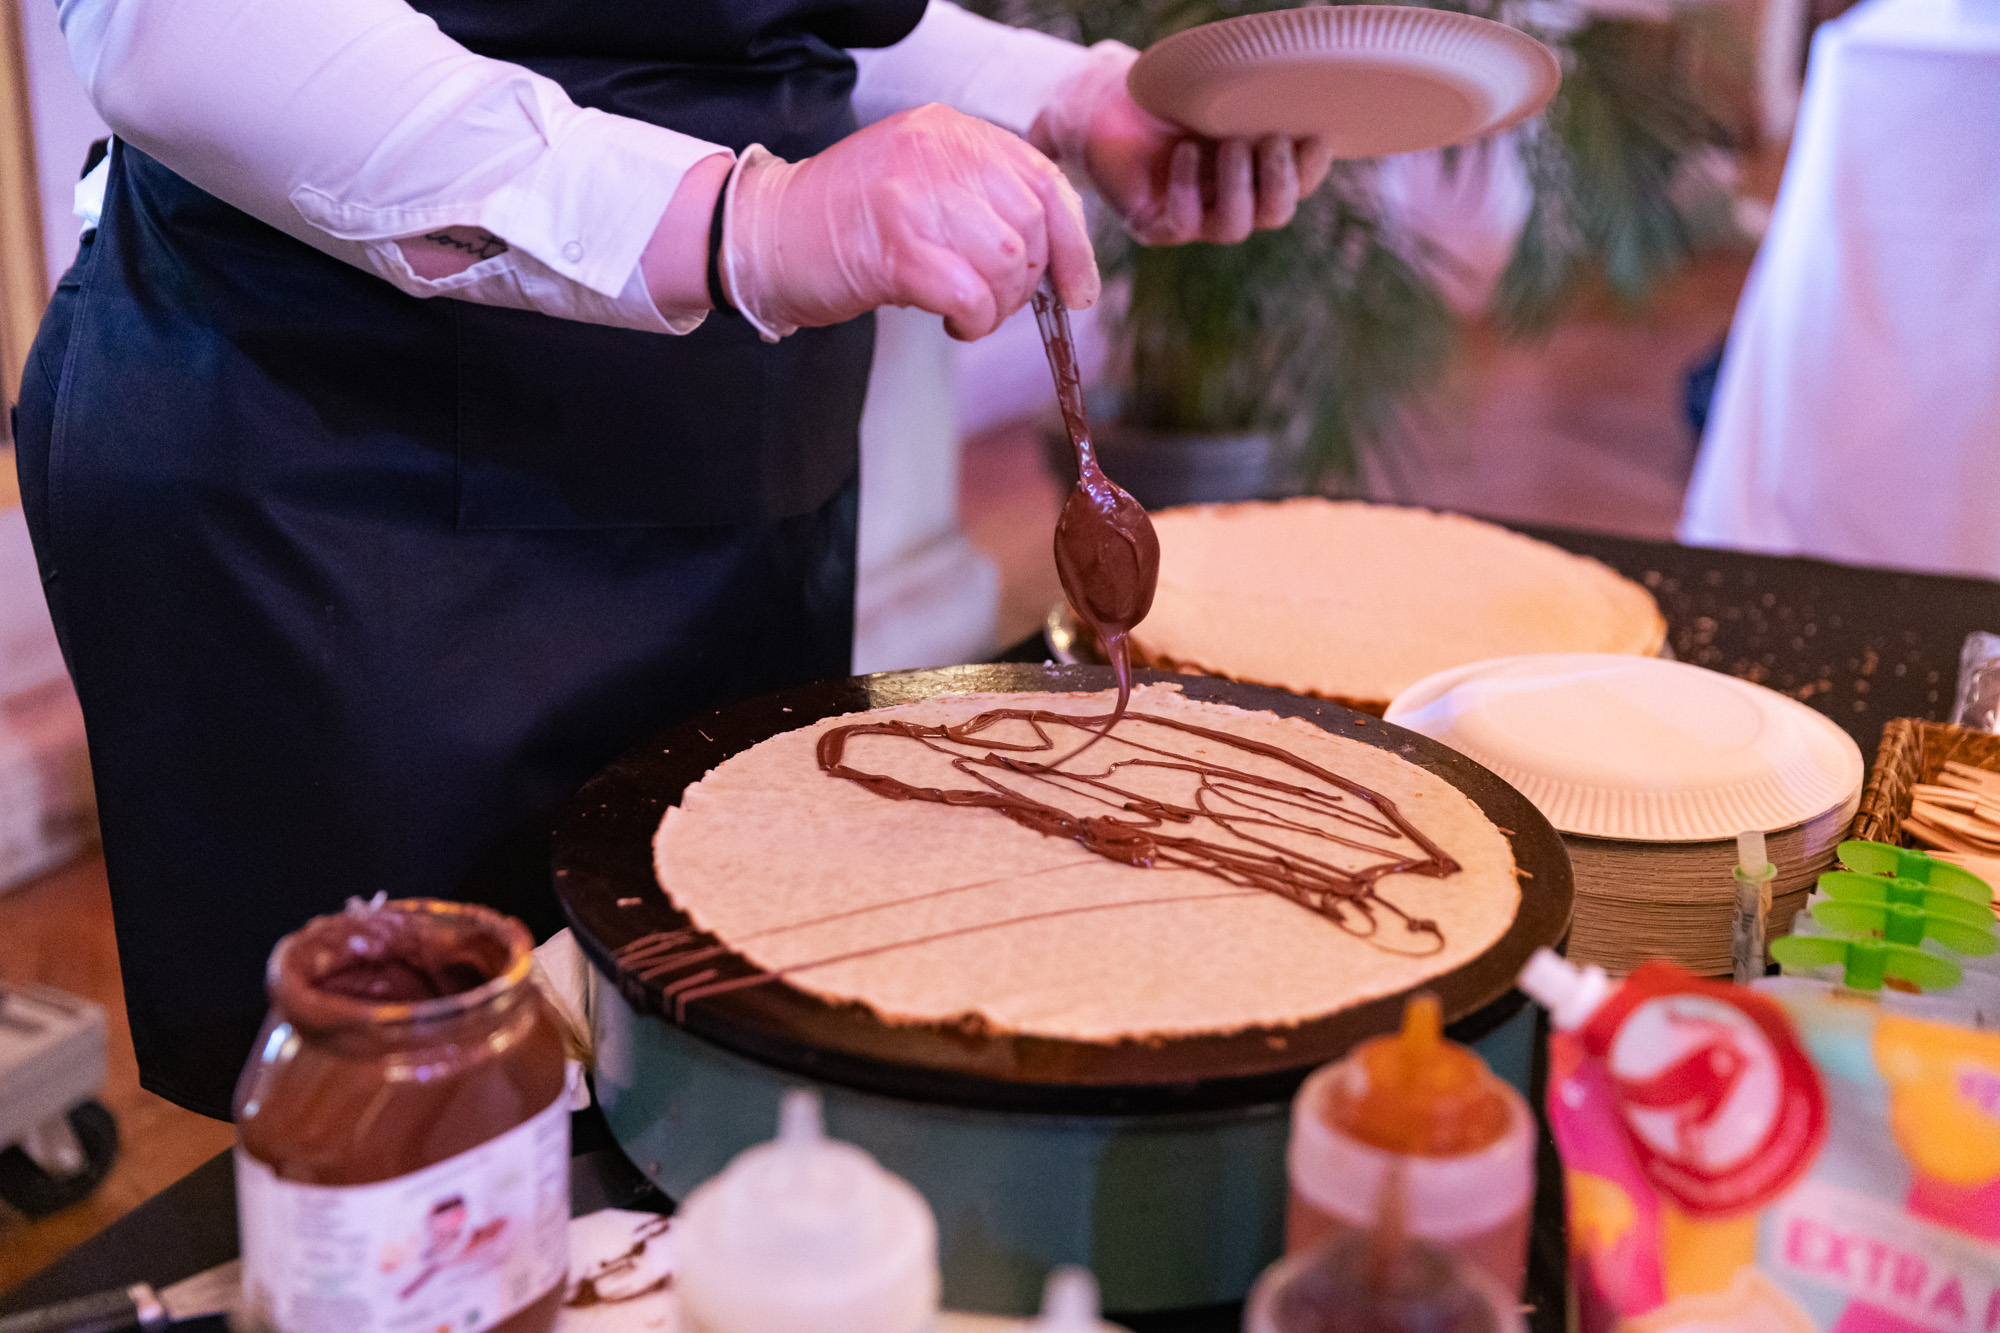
(705, 164, 735, 315)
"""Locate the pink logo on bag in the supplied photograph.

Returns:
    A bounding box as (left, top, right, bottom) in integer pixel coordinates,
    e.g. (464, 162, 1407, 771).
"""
(1585, 963, 1828, 1217)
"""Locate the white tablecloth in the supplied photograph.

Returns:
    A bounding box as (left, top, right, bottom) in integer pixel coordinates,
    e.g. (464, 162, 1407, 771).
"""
(1679, 0, 2000, 579)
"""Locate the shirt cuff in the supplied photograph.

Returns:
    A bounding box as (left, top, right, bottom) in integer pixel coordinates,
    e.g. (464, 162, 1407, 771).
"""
(481, 110, 728, 300)
(292, 107, 729, 326)
(355, 236, 706, 335)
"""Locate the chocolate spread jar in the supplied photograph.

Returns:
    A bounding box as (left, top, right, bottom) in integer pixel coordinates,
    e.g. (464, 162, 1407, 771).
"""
(234, 898, 569, 1333)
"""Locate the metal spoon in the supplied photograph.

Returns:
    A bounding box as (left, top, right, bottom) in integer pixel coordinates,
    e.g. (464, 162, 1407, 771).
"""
(1031, 279, 1160, 726)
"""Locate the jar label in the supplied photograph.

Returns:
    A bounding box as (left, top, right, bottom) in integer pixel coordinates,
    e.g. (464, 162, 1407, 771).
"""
(236, 1091, 570, 1333)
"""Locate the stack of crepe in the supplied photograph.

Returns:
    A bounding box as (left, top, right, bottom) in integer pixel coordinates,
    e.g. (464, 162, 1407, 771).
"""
(1123, 500, 1666, 715)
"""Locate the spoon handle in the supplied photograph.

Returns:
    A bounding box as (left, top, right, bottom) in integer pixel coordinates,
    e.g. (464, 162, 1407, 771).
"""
(1030, 278, 1092, 462)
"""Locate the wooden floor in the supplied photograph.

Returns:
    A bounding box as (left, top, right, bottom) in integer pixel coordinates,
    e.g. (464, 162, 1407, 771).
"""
(1371, 251, 1754, 539)
(0, 242, 1755, 1300)
(0, 853, 235, 1293)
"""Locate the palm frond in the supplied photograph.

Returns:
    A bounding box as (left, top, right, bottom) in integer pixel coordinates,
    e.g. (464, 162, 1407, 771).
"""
(967, 0, 1739, 479)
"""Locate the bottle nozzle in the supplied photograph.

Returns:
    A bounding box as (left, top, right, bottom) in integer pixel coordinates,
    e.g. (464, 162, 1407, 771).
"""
(1036, 1266, 1100, 1330)
(1735, 830, 1772, 879)
(777, 1087, 825, 1157)
(1398, 992, 1442, 1083)
(1518, 948, 1612, 1031)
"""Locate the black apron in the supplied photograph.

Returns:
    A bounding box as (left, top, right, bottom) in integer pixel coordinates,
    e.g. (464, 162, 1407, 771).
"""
(13, 0, 926, 1119)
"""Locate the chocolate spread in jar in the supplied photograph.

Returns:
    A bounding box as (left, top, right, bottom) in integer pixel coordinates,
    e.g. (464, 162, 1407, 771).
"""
(234, 898, 569, 1333)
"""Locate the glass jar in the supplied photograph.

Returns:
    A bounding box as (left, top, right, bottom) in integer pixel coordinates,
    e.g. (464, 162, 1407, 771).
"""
(234, 898, 569, 1333)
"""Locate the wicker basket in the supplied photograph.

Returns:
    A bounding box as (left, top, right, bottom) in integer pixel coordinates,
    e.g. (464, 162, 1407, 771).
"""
(1849, 718, 2000, 845)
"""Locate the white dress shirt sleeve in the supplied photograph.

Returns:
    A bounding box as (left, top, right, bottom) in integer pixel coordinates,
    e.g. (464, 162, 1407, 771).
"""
(851, 2, 1096, 134)
(58, 0, 731, 332)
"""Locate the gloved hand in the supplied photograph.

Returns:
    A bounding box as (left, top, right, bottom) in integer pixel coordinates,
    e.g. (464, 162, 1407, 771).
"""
(722, 104, 1099, 343)
(1029, 42, 1336, 246)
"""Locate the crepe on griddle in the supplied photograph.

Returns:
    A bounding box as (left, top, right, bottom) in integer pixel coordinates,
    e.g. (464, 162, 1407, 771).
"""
(653, 684, 1520, 1041)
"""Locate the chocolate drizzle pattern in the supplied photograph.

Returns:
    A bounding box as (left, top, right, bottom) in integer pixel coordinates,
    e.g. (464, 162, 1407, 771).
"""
(819, 706, 1458, 935)
(619, 702, 1465, 1024)
(563, 1215, 673, 1308)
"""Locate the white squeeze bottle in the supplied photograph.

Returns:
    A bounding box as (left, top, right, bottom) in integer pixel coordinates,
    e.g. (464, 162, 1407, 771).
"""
(674, 1088, 940, 1333)
(934, 1263, 1133, 1332)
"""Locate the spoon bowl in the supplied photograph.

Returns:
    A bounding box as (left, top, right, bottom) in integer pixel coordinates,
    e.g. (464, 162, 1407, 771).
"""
(1054, 461, 1158, 637)
(1030, 283, 1162, 714)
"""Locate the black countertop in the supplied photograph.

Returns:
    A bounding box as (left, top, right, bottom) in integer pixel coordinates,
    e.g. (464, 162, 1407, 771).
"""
(1505, 525, 2000, 759)
(9, 523, 1999, 1332)
(1010, 524, 2000, 761)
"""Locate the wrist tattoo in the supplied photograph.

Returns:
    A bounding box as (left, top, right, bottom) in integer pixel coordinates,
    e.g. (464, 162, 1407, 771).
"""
(418, 228, 509, 261)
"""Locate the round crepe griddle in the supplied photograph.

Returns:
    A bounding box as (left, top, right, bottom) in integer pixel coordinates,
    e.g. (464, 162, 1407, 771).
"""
(555, 663, 1572, 1115)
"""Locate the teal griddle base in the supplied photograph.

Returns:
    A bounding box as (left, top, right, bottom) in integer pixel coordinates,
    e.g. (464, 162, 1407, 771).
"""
(591, 966, 1537, 1316)
(557, 666, 1571, 1316)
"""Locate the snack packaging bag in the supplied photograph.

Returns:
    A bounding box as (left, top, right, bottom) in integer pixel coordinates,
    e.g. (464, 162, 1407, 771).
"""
(1540, 958, 2000, 1333)
(1950, 631, 2000, 734)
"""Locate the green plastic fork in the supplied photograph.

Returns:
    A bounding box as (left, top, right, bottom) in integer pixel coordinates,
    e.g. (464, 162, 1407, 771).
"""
(1835, 840, 1993, 902)
(1808, 898, 1997, 958)
(1817, 870, 1997, 928)
(1770, 934, 1963, 992)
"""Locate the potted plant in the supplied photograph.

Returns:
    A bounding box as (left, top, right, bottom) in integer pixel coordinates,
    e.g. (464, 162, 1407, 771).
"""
(984, 0, 1746, 507)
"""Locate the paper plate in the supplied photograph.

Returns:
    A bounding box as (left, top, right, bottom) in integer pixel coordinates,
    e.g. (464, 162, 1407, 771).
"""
(1384, 653, 1865, 843)
(1127, 6, 1561, 157)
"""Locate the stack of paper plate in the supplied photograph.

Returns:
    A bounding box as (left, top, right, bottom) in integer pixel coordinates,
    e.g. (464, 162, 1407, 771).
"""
(1385, 654, 1866, 976)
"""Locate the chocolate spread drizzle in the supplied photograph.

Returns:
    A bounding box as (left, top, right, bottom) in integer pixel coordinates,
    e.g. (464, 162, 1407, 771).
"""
(1034, 285, 1159, 744)
(615, 705, 1463, 1022)
(819, 706, 1458, 932)
(563, 1215, 672, 1308)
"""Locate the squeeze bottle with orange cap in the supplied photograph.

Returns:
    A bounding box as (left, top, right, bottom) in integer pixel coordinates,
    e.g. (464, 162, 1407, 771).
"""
(1285, 994, 1535, 1297)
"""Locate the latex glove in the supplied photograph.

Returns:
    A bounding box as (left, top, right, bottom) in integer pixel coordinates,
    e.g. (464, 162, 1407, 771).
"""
(1030, 41, 1336, 246)
(722, 104, 1099, 342)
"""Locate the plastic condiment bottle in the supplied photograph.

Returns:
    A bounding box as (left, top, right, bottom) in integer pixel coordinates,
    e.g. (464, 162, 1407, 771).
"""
(1286, 994, 1534, 1298)
(674, 1089, 940, 1333)
(1731, 829, 1775, 985)
(933, 1266, 1130, 1333)
(1249, 1170, 1524, 1333)
(1515, 949, 1613, 1032)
